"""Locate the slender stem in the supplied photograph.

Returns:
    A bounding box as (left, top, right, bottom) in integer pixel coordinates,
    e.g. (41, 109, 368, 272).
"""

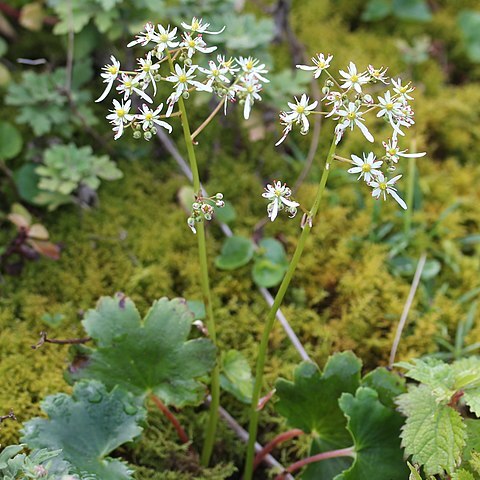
(150, 394, 190, 445)
(168, 51, 220, 466)
(275, 446, 355, 480)
(243, 137, 337, 480)
(191, 98, 224, 141)
(31, 331, 91, 350)
(253, 429, 303, 470)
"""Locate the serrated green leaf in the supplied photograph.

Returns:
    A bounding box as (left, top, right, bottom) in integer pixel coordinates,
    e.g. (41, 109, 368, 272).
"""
(336, 387, 407, 480)
(220, 349, 253, 403)
(361, 367, 406, 409)
(407, 462, 423, 480)
(452, 469, 475, 480)
(71, 296, 216, 407)
(470, 451, 480, 474)
(397, 384, 466, 475)
(22, 380, 145, 479)
(0, 121, 23, 161)
(215, 236, 254, 270)
(276, 353, 361, 479)
(464, 420, 480, 461)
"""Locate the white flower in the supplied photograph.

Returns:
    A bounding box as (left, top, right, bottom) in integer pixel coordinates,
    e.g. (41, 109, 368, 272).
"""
(391, 78, 415, 101)
(283, 94, 318, 135)
(370, 173, 407, 209)
(116, 73, 153, 103)
(236, 56, 269, 83)
(376, 90, 403, 129)
(127, 22, 159, 47)
(262, 181, 300, 221)
(217, 55, 239, 75)
(95, 55, 120, 102)
(367, 65, 389, 84)
(236, 76, 262, 120)
(181, 17, 225, 35)
(136, 52, 161, 95)
(137, 104, 172, 134)
(181, 33, 217, 58)
(222, 87, 237, 115)
(275, 111, 294, 146)
(339, 62, 369, 93)
(348, 152, 383, 183)
(324, 91, 343, 117)
(106, 99, 134, 140)
(156, 25, 179, 53)
(198, 60, 230, 88)
(165, 63, 212, 96)
(336, 102, 374, 143)
(296, 53, 333, 78)
(165, 91, 180, 117)
(383, 137, 426, 163)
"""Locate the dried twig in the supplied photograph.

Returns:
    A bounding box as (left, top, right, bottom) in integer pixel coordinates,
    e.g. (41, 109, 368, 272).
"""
(389, 253, 427, 367)
(31, 331, 91, 350)
(0, 409, 16, 424)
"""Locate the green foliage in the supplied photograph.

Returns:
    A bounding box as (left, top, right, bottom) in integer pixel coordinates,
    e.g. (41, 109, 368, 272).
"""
(361, 0, 432, 22)
(0, 444, 74, 480)
(215, 236, 254, 270)
(33, 143, 122, 210)
(0, 121, 23, 161)
(458, 10, 480, 63)
(252, 238, 289, 288)
(336, 387, 407, 479)
(70, 295, 216, 407)
(6, 67, 95, 137)
(397, 357, 480, 476)
(22, 380, 146, 479)
(276, 352, 406, 479)
(219, 349, 253, 403)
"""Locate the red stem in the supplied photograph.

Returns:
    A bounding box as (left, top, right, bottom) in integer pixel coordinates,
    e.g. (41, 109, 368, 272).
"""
(275, 446, 355, 480)
(150, 394, 190, 445)
(253, 429, 303, 470)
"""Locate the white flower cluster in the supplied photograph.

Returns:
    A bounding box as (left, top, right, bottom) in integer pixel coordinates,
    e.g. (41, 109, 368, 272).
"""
(262, 181, 300, 222)
(96, 17, 269, 140)
(187, 192, 225, 234)
(276, 54, 425, 210)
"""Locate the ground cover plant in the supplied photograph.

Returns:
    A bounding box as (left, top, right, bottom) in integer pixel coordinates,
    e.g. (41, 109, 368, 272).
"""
(1, 0, 480, 479)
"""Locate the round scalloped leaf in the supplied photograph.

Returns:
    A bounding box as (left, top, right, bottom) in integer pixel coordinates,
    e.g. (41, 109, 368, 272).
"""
(14, 163, 42, 204)
(276, 352, 361, 479)
(70, 296, 216, 407)
(215, 236, 254, 270)
(0, 121, 23, 161)
(219, 349, 253, 403)
(252, 258, 287, 288)
(21, 380, 145, 480)
(361, 367, 406, 409)
(336, 387, 407, 480)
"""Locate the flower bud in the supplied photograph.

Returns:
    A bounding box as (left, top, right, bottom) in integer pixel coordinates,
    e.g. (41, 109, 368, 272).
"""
(151, 127, 157, 135)
(192, 202, 201, 210)
(216, 200, 225, 207)
(154, 74, 162, 82)
(204, 213, 212, 221)
(187, 216, 197, 234)
(134, 123, 142, 130)
(322, 86, 330, 95)
(215, 193, 223, 200)
(326, 79, 334, 87)
(184, 58, 192, 67)
(133, 130, 142, 139)
(182, 91, 190, 99)
(144, 131, 153, 141)
(387, 165, 396, 172)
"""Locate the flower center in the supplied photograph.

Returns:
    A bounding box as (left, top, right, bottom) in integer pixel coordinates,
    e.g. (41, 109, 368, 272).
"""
(212, 69, 219, 76)
(108, 66, 118, 75)
(192, 20, 200, 31)
(179, 74, 187, 83)
(247, 86, 254, 93)
(246, 60, 254, 70)
(386, 102, 393, 110)
(160, 33, 168, 42)
(145, 113, 153, 120)
(362, 164, 371, 172)
(188, 39, 196, 47)
(351, 74, 358, 82)
(388, 148, 397, 155)
(296, 106, 305, 114)
(347, 112, 356, 120)
(116, 109, 125, 117)
(143, 63, 151, 72)
(379, 182, 387, 191)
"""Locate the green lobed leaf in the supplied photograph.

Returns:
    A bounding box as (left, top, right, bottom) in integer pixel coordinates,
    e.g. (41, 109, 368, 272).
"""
(397, 384, 466, 475)
(219, 349, 253, 403)
(14, 163, 42, 205)
(71, 296, 216, 407)
(392, 0, 432, 22)
(361, 367, 406, 409)
(0, 121, 23, 161)
(452, 470, 475, 480)
(22, 380, 145, 479)
(336, 387, 407, 480)
(276, 352, 361, 479)
(252, 238, 289, 287)
(361, 0, 392, 21)
(215, 236, 254, 270)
